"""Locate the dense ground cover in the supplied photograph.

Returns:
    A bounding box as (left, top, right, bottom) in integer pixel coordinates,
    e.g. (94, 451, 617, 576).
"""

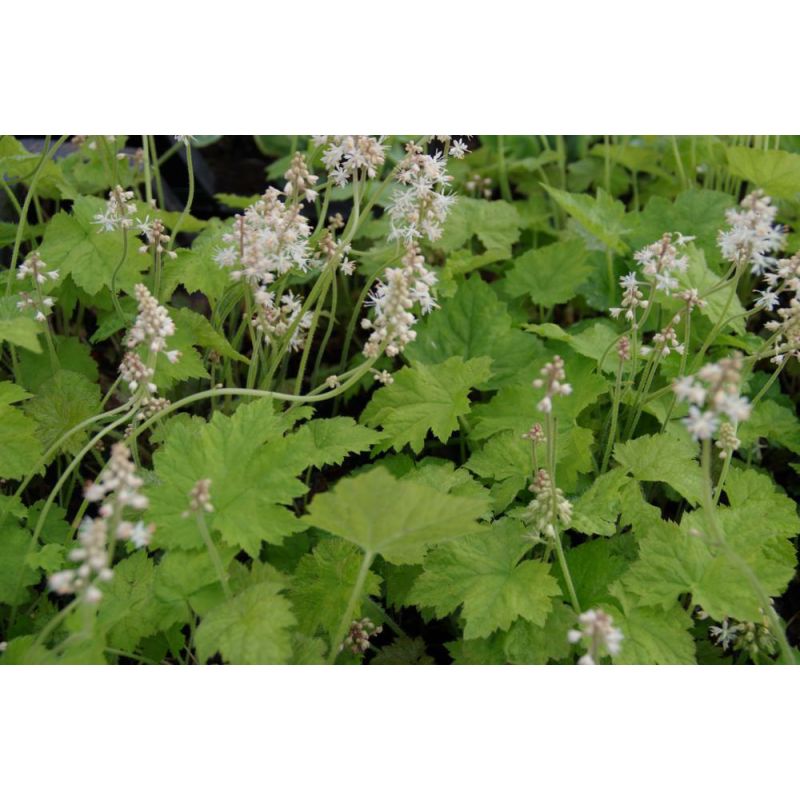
(1, 134, 799, 664)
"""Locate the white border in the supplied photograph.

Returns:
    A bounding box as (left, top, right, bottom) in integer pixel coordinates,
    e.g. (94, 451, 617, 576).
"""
(5, 2, 800, 131)
(2, 666, 797, 798)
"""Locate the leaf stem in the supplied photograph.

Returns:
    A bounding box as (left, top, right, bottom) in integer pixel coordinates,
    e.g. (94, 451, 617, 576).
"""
(328, 550, 374, 664)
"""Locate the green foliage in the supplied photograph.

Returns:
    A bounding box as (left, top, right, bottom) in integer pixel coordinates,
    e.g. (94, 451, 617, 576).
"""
(405, 276, 544, 388)
(26, 370, 102, 456)
(409, 520, 561, 638)
(304, 466, 490, 564)
(2, 134, 798, 666)
(361, 356, 492, 453)
(614, 431, 704, 506)
(195, 579, 296, 664)
(542, 186, 630, 253)
(39, 196, 149, 295)
(505, 239, 593, 307)
(289, 538, 382, 644)
(726, 146, 800, 198)
(147, 401, 376, 556)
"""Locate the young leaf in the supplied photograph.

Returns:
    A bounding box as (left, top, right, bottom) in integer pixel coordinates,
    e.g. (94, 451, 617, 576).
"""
(542, 186, 630, 254)
(404, 276, 545, 388)
(146, 401, 310, 556)
(26, 370, 102, 456)
(0, 296, 42, 353)
(303, 466, 489, 564)
(38, 196, 149, 295)
(289, 538, 382, 642)
(195, 580, 296, 664)
(614, 430, 704, 506)
(408, 520, 561, 638)
(361, 356, 492, 453)
(505, 239, 593, 307)
(0, 391, 43, 479)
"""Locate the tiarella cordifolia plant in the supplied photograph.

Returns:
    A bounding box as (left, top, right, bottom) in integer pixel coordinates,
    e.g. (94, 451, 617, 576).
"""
(1, 134, 799, 666)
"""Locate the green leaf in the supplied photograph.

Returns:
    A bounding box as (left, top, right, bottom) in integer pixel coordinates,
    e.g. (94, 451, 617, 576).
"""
(98, 551, 182, 651)
(675, 245, 746, 334)
(289, 538, 382, 642)
(589, 143, 670, 178)
(38, 196, 149, 295)
(361, 356, 492, 453)
(564, 538, 631, 607)
(195, 581, 295, 664)
(147, 401, 316, 556)
(469, 353, 607, 441)
(465, 431, 531, 512)
(614, 430, 703, 505)
(609, 591, 696, 665)
(304, 466, 489, 565)
(526, 319, 622, 374)
(438, 198, 522, 257)
(0, 523, 39, 604)
(622, 467, 798, 621)
(26, 370, 101, 456)
(505, 239, 593, 307)
(146, 402, 315, 555)
(173, 307, 247, 365)
(0, 135, 70, 198)
(405, 276, 545, 388)
(165, 222, 231, 302)
(408, 520, 561, 638)
(726, 146, 800, 198)
(542, 186, 630, 253)
(0, 296, 42, 353)
(504, 603, 575, 664)
(371, 636, 435, 665)
(285, 417, 380, 468)
(571, 469, 634, 537)
(0, 396, 43, 480)
(0, 381, 31, 405)
(628, 189, 733, 263)
(18, 336, 98, 391)
(739, 398, 800, 454)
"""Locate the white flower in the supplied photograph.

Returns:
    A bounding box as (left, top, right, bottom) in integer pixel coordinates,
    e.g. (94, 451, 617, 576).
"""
(684, 407, 719, 441)
(718, 190, 785, 274)
(568, 609, 623, 664)
(450, 138, 469, 159)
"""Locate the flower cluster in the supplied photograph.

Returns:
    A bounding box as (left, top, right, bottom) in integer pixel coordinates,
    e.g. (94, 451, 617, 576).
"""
(93, 185, 137, 232)
(361, 244, 438, 358)
(283, 152, 319, 203)
(387, 141, 456, 243)
(49, 444, 153, 604)
(339, 618, 383, 655)
(125, 284, 180, 359)
(318, 135, 386, 187)
(568, 609, 624, 665)
(764, 296, 800, 365)
(673, 352, 751, 442)
(214, 187, 313, 286)
(465, 172, 493, 199)
(532, 356, 572, 413)
(633, 232, 693, 295)
(710, 614, 777, 659)
(183, 479, 214, 517)
(718, 190, 785, 274)
(252, 289, 313, 352)
(523, 468, 573, 541)
(136, 216, 175, 259)
(118, 284, 180, 405)
(640, 313, 684, 358)
(15, 251, 58, 322)
(610, 273, 648, 324)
